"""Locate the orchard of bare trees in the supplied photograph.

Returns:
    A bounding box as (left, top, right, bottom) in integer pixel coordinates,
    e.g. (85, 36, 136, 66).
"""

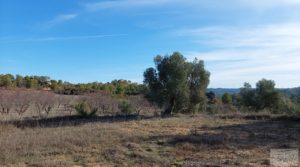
(0, 88, 157, 120)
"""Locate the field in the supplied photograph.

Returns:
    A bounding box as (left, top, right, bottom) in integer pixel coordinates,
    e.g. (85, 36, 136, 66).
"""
(1, 111, 299, 167)
(2, 0, 300, 166)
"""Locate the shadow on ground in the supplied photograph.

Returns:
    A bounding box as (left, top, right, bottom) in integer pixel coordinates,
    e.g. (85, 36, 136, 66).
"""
(219, 114, 300, 121)
(145, 117, 300, 149)
(0, 114, 158, 128)
(135, 117, 300, 166)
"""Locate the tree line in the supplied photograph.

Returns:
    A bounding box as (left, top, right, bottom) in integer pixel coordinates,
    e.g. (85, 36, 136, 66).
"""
(0, 74, 147, 96)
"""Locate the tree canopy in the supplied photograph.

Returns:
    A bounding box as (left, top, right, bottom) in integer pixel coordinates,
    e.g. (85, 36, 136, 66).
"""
(144, 52, 210, 115)
(238, 79, 281, 112)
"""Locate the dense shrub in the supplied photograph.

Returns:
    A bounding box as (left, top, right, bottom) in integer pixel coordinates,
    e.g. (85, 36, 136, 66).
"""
(118, 100, 135, 116)
(275, 95, 299, 114)
(235, 79, 300, 114)
(222, 93, 232, 104)
(74, 101, 98, 117)
(206, 91, 217, 104)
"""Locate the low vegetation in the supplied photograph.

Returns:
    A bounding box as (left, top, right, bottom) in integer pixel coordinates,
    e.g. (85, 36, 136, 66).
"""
(74, 101, 98, 117)
(0, 114, 299, 166)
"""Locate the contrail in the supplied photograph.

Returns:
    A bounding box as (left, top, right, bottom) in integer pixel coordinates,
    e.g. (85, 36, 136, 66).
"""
(0, 34, 128, 43)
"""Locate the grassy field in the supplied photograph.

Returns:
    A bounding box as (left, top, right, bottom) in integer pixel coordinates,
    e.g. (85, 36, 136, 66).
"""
(0, 113, 299, 167)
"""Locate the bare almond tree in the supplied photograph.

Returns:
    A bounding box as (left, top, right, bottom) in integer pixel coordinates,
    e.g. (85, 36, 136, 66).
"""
(33, 91, 56, 118)
(13, 90, 32, 116)
(59, 95, 75, 115)
(64, 103, 74, 115)
(0, 89, 14, 114)
(128, 95, 151, 115)
(87, 92, 119, 115)
(55, 94, 63, 109)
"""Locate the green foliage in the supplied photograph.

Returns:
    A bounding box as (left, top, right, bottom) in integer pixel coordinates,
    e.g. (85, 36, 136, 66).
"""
(290, 94, 300, 115)
(188, 58, 210, 113)
(170, 161, 183, 167)
(276, 95, 299, 114)
(0, 74, 14, 88)
(63, 80, 146, 96)
(222, 93, 232, 104)
(255, 79, 280, 110)
(15, 75, 24, 87)
(118, 100, 135, 115)
(74, 101, 98, 117)
(237, 79, 295, 113)
(239, 82, 257, 108)
(206, 91, 217, 104)
(0, 74, 146, 96)
(144, 52, 210, 115)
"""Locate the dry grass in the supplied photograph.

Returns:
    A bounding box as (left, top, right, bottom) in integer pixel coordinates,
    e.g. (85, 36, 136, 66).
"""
(0, 113, 299, 167)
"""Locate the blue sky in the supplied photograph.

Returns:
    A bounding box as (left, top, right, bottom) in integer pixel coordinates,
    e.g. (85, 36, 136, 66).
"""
(1, 0, 300, 88)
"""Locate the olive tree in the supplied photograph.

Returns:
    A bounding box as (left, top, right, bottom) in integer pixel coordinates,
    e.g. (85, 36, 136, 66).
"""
(188, 58, 210, 113)
(238, 79, 281, 112)
(239, 82, 257, 109)
(144, 52, 210, 115)
(255, 79, 280, 110)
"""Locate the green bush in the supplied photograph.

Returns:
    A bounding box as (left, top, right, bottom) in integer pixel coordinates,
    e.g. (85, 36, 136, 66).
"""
(274, 95, 299, 114)
(222, 93, 232, 104)
(238, 80, 281, 113)
(118, 100, 135, 115)
(74, 101, 98, 117)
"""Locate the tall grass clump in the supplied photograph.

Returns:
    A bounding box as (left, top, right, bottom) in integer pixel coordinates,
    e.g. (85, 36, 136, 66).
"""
(74, 101, 98, 117)
(118, 100, 135, 116)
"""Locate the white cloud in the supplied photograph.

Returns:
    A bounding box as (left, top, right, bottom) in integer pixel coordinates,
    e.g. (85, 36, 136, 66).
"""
(84, 0, 172, 11)
(83, 0, 300, 12)
(180, 23, 300, 88)
(41, 14, 78, 28)
(238, 0, 300, 8)
(177, 23, 300, 49)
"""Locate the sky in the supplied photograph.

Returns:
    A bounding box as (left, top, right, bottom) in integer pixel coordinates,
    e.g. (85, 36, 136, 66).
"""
(1, 0, 300, 88)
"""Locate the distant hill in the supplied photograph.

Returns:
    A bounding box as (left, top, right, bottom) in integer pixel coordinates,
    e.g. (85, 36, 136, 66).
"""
(280, 87, 300, 96)
(208, 87, 300, 97)
(207, 88, 239, 96)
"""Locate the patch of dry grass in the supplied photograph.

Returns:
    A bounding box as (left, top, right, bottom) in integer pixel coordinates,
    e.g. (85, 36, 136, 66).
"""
(0, 114, 299, 166)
